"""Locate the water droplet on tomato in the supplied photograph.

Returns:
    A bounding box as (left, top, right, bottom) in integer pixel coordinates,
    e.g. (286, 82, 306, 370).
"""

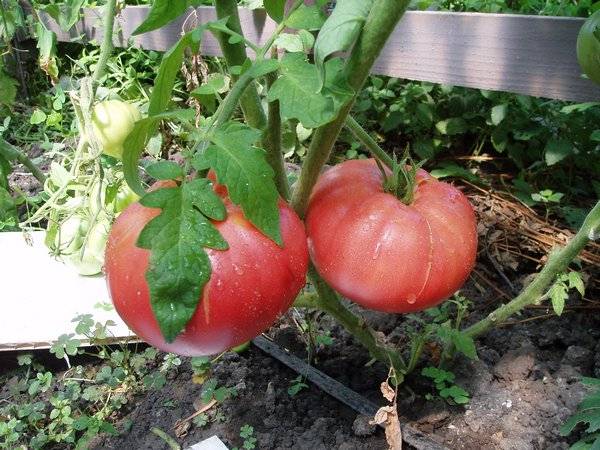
(372, 242, 382, 260)
(406, 295, 417, 305)
(216, 279, 224, 291)
(233, 263, 244, 275)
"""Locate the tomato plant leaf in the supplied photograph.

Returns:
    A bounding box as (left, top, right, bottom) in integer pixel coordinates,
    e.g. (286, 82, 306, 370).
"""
(549, 281, 568, 316)
(137, 180, 228, 342)
(267, 53, 337, 128)
(146, 161, 184, 181)
(450, 331, 478, 360)
(193, 122, 282, 245)
(314, 0, 373, 87)
(568, 271, 585, 296)
(123, 29, 204, 196)
(560, 381, 600, 436)
(132, 0, 189, 36)
(264, 0, 286, 23)
(285, 4, 327, 30)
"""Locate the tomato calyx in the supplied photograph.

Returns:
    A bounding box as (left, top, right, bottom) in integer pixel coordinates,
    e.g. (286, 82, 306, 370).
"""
(377, 151, 426, 205)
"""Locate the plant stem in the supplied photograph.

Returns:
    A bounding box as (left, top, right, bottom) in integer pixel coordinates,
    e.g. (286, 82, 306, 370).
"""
(214, 0, 289, 198)
(91, 0, 116, 84)
(214, 0, 266, 130)
(345, 115, 393, 168)
(0, 138, 46, 184)
(266, 71, 289, 199)
(291, 0, 410, 217)
(463, 200, 600, 339)
(309, 266, 408, 378)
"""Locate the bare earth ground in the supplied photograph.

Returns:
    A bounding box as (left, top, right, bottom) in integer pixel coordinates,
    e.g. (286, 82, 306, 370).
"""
(88, 270, 599, 449)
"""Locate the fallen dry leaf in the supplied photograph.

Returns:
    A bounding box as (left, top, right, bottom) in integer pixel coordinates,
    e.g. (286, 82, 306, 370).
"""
(380, 381, 396, 403)
(370, 405, 402, 450)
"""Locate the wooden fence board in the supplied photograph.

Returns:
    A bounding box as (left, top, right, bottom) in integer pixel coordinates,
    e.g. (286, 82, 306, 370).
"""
(40, 6, 600, 102)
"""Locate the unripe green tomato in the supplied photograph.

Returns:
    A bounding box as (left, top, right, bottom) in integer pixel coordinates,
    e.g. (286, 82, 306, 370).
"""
(115, 183, 140, 213)
(577, 10, 600, 85)
(91, 100, 141, 159)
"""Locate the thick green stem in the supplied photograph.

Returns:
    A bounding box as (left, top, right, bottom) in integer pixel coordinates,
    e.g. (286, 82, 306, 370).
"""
(345, 116, 393, 168)
(91, 0, 116, 84)
(265, 72, 289, 199)
(309, 266, 408, 378)
(214, 0, 289, 198)
(463, 200, 600, 338)
(0, 138, 46, 184)
(291, 0, 410, 217)
(214, 0, 266, 130)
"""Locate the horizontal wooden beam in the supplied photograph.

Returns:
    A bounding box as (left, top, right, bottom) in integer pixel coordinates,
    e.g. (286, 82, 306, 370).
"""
(41, 6, 600, 102)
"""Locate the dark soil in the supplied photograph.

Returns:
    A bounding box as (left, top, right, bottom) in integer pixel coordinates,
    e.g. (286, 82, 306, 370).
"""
(86, 264, 600, 450)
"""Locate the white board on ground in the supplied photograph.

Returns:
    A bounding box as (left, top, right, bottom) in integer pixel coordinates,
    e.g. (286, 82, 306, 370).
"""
(186, 435, 229, 450)
(0, 231, 135, 351)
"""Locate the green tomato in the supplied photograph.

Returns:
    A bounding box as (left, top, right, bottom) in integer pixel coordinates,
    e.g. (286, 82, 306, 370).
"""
(54, 213, 111, 276)
(91, 100, 141, 159)
(115, 183, 140, 213)
(577, 10, 600, 85)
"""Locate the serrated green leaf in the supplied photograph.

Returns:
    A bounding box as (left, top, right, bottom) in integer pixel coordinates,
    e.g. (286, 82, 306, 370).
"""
(138, 181, 228, 342)
(544, 139, 571, 166)
(550, 281, 568, 316)
(146, 161, 184, 180)
(123, 29, 204, 196)
(267, 53, 335, 128)
(314, 0, 372, 87)
(451, 330, 478, 360)
(193, 122, 281, 245)
(568, 271, 586, 296)
(439, 385, 469, 404)
(264, 0, 286, 22)
(133, 0, 188, 35)
(285, 4, 327, 30)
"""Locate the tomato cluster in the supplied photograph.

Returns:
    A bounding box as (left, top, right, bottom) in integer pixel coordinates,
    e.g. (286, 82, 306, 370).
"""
(106, 158, 477, 355)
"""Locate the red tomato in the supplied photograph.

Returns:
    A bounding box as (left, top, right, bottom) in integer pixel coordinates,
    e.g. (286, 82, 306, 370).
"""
(306, 159, 477, 313)
(105, 182, 309, 356)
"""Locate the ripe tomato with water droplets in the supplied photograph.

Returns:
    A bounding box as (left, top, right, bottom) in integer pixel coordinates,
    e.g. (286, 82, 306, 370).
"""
(105, 181, 309, 355)
(305, 159, 477, 313)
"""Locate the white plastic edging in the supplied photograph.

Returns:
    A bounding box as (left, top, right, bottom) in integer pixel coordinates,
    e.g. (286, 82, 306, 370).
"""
(0, 231, 134, 351)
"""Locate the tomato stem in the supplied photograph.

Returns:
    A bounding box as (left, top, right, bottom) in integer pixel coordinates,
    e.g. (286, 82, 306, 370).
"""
(91, 0, 117, 85)
(345, 115, 393, 167)
(308, 266, 408, 379)
(214, 0, 290, 198)
(346, 115, 423, 204)
(457, 199, 600, 343)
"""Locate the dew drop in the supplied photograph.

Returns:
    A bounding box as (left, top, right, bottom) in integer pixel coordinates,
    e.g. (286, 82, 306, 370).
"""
(233, 263, 244, 275)
(406, 295, 417, 305)
(372, 242, 382, 260)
